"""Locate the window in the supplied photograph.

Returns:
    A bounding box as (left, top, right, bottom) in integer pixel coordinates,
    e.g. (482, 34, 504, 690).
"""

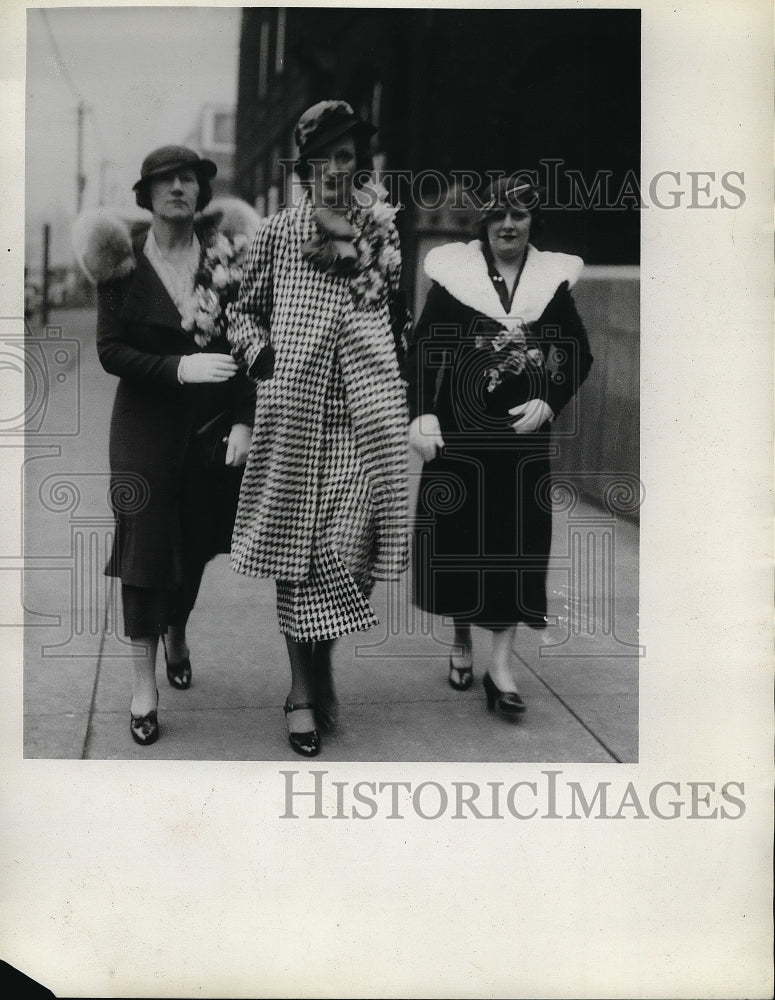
(253, 159, 266, 199)
(258, 20, 270, 100)
(371, 80, 382, 130)
(275, 9, 286, 74)
(212, 112, 234, 146)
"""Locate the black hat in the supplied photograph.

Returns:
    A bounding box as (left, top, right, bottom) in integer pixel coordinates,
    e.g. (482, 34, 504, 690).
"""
(294, 100, 376, 160)
(132, 145, 217, 191)
(478, 176, 541, 221)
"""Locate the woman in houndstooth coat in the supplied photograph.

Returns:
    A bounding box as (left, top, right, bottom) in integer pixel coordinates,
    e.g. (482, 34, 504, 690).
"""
(227, 101, 409, 758)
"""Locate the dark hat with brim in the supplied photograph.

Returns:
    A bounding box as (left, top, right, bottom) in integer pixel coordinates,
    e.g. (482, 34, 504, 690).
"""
(294, 100, 376, 161)
(478, 176, 542, 221)
(132, 145, 217, 191)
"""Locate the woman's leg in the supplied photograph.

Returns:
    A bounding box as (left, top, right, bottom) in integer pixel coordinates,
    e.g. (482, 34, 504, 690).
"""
(451, 619, 473, 667)
(448, 618, 473, 689)
(164, 624, 189, 665)
(312, 638, 338, 729)
(284, 637, 317, 734)
(130, 635, 159, 716)
(121, 584, 160, 715)
(165, 559, 207, 664)
(489, 625, 520, 692)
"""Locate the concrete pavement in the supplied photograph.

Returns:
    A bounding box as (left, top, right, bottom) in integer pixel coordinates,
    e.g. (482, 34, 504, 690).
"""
(22, 307, 639, 762)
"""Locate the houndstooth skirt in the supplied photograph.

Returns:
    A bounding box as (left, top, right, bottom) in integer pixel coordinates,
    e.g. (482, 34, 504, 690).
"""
(275, 359, 378, 641)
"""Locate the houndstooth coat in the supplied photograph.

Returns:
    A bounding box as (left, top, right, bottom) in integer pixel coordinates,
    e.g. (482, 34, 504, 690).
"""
(226, 191, 409, 586)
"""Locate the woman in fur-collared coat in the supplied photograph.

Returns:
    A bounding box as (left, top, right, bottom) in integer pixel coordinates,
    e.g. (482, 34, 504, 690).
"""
(76, 145, 258, 747)
(405, 176, 593, 720)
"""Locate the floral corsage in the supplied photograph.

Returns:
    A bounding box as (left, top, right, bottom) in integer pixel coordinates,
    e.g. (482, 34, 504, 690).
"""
(181, 230, 250, 347)
(348, 183, 402, 309)
(475, 319, 546, 414)
(301, 182, 402, 310)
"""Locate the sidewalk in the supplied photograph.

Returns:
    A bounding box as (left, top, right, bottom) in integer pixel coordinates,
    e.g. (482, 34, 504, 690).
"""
(22, 308, 639, 762)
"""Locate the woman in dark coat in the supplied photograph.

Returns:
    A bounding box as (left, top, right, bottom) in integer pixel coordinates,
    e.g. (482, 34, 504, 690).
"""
(92, 145, 256, 746)
(405, 176, 593, 719)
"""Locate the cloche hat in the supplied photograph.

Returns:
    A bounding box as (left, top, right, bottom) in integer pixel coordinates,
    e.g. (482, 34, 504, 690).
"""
(478, 175, 541, 221)
(294, 100, 376, 160)
(132, 145, 217, 191)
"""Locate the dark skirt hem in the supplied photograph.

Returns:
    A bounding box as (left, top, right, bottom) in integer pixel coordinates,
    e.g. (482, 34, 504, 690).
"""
(411, 599, 548, 631)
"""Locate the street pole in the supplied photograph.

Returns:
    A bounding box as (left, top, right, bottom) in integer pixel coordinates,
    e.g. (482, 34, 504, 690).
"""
(41, 223, 50, 326)
(76, 100, 86, 212)
(99, 158, 107, 206)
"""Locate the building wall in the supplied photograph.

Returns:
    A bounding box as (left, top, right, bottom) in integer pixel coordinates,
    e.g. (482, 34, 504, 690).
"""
(553, 269, 640, 521)
(234, 9, 641, 294)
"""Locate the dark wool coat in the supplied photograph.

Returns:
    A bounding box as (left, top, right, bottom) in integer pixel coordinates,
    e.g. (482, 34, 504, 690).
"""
(97, 237, 255, 589)
(405, 241, 593, 629)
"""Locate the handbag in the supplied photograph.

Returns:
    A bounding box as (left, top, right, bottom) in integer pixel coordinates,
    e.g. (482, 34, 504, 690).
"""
(196, 410, 232, 468)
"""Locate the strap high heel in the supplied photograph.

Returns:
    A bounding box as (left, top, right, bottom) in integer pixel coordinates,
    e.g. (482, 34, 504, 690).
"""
(448, 658, 473, 691)
(283, 698, 321, 758)
(130, 688, 160, 746)
(482, 672, 526, 719)
(162, 637, 192, 690)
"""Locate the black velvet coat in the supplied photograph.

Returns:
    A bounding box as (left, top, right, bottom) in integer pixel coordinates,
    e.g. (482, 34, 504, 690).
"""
(405, 241, 593, 629)
(97, 242, 255, 589)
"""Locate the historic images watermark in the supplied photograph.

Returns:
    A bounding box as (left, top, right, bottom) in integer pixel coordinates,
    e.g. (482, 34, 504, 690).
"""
(279, 769, 747, 821)
(5, 318, 139, 654)
(277, 159, 746, 212)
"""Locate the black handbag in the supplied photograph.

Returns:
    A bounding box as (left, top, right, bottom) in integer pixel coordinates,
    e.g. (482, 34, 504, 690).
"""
(196, 411, 232, 468)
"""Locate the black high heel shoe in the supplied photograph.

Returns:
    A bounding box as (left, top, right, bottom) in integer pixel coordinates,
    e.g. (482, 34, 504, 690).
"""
(482, 672, 526, 719)
(162, 637, 192, 690)
(283, 698, 321, 758)
(130, 688, 160, 746)
(448, 657, 473, 691)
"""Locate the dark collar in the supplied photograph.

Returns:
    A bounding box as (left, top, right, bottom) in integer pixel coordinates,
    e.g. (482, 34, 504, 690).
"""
(484, 242, 525, 313)
(120, 237, 186, 331)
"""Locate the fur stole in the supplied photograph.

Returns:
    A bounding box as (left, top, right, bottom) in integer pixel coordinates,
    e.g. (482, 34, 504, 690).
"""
(424, 240, 583, 329)
(72, 196, 262, 286)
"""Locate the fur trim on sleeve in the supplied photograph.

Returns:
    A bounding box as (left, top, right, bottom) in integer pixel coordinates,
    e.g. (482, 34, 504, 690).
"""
(197, 196, 262, 244)
(71, 209, 149, 286)
(72, 196, 263, 286)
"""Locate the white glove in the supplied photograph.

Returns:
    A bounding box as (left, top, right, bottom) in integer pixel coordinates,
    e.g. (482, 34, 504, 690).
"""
(178, 353, 238, 384)
(508, 398, 554, 433)
(409, 413, 445, 462)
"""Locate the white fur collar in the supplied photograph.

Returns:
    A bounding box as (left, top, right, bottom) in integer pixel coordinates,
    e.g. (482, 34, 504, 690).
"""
(423, 241, 583, 328)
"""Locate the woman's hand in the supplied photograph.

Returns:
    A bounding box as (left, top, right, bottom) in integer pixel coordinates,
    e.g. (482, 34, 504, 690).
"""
(409, 414, 445, 462)
(179, 353, 238, 384)
(225, 423, 252, 467)
(509, 399, 554, 434)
